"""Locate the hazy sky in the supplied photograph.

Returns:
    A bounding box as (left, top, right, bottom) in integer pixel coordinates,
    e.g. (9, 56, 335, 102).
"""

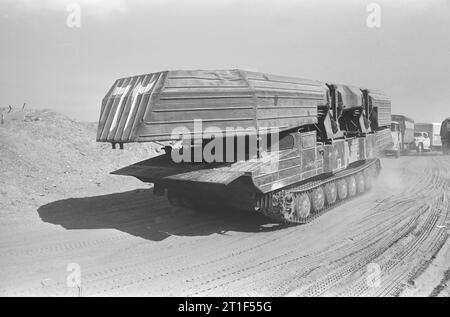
(1, 0, 449, 122)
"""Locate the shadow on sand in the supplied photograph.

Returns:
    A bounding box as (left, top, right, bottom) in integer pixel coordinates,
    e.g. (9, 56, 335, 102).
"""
(37, 189, 285, 241)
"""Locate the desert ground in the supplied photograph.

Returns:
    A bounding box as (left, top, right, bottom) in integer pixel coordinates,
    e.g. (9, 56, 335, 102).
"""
(0, 109, 449, 296)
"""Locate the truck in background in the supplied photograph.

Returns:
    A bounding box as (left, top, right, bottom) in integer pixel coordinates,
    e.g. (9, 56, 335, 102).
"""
(386, 121, 402, 158)
(414, 123, 442, 152)
(390, 114, 415, 155)
(441, 118, 450, 155)
(413, 131, 431, 152)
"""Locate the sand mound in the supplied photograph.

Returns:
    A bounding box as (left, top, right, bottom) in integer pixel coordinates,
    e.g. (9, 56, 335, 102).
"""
(0, 109, 159, 218)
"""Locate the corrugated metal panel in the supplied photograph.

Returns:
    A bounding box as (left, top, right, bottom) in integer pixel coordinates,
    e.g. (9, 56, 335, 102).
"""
(367, 89, 391, 128)
(97, 72, 165, 142)
(142, 70, 256, 140)
(244, 71, 323, 131)
(97, 69, 326, 143)
(336, 85, 363, 109)
(375, 128, 392, 151)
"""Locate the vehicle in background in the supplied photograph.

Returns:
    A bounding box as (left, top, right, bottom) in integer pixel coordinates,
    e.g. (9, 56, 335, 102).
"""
(391, 114, 415, 153)
(414, 123, 442, 151)
(413, 132, 431, 152)
(441, 118, 450, 155)
(385, 121, 401, 158)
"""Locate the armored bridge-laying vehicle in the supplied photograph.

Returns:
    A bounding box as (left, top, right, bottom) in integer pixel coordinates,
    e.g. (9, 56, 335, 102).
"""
(97, 70, 392, 224)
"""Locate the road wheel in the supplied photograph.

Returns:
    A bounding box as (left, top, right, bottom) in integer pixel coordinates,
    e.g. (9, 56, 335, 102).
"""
(337, 179, 348, 200)
(311, 187, 325, 212)
(292, 193, 311, 220)
(325, 182, 337, 205)
(347, 176, 357, 197)
(356, 172, 365, 194)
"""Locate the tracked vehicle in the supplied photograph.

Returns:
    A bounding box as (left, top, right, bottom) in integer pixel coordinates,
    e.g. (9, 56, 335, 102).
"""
(97, 70, 391, 224)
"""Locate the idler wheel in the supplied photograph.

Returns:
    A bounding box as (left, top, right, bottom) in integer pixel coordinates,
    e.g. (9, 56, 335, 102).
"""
(284, 192, 294, 206)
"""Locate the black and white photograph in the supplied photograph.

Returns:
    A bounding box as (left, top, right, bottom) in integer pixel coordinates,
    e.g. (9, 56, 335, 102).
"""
(0, 0, 449, 300)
